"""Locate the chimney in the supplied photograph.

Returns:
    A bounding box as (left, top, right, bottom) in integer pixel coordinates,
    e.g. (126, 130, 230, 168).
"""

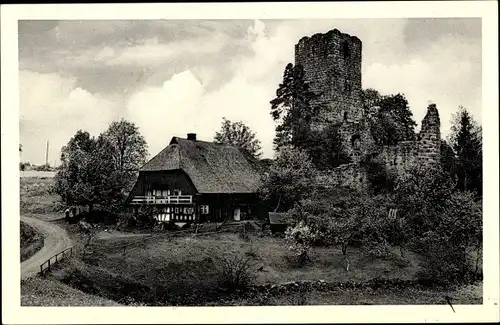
(187, 133, 197, 141)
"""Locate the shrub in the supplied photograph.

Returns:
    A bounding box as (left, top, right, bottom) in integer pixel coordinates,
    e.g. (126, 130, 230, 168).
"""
(361, 155, 397, 194)
(211, 251, 257, 292)
(284, 221, 319, 265)
(417, 191, 482, 285)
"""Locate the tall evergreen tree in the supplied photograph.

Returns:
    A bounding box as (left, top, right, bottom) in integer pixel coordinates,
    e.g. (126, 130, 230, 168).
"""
(449, 106, 482, 196)
(270, 63, 319, 151)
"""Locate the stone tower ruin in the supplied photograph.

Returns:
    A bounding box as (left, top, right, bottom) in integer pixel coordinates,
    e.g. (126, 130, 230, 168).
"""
(295, 29, 441, 189)
(295, 29, 364, 127)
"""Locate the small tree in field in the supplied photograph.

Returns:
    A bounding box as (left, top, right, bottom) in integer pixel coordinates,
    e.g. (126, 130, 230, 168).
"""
(214, 118, 262, 159)
(284, 221, 319, 265)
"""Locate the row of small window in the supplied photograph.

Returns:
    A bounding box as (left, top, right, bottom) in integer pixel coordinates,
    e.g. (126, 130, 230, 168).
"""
(147, 189, 182, 197)
(156, 205, 210, 215)
(155, 214, 196, 222)
(158, 206, 194, 214)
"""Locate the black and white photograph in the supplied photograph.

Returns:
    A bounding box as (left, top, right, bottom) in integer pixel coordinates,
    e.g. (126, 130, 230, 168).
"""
(2, 2, 498, 324)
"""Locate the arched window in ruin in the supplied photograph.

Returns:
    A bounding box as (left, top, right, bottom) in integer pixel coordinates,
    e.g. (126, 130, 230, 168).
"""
(342, 41, 350, 59)
(351, 134, 361, 150)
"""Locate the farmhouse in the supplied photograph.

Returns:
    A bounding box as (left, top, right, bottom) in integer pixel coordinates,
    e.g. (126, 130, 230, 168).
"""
(126, 133, 266, 223)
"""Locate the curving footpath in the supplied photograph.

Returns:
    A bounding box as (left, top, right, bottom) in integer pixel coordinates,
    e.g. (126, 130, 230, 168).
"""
(21, 216, 73, 279)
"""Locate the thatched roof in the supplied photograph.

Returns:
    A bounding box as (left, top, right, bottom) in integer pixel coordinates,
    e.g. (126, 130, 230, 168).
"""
(140, 137, 264, 194)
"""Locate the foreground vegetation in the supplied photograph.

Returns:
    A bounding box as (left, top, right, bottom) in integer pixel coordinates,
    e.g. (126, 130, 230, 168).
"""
(43, 228, 481, 306)
(21, 276, 120, 306)
(20, 167, 482, 307)
(20, 221, 44, 262)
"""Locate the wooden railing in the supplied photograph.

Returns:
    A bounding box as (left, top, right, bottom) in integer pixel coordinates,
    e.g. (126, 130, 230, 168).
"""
(130, 195, 193, 205)
(40, 246, 73, 275)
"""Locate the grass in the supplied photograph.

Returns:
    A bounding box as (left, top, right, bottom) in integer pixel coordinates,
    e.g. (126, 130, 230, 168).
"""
(78, 231, 421, 285)
(212, 282, 483, 306)
(20, 176, 64, 217)
(20, 221, 44, 262)
(48, 230, 439, 306)
(21, 275, 121, 306)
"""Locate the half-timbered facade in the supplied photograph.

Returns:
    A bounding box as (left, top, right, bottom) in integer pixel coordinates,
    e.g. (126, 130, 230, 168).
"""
(125, 133, 266, 223)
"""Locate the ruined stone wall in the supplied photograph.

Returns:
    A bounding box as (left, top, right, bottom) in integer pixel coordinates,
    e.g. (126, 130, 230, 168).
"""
(316, 163, 370, 191)
(294, 29, 441, 191)
(379, 104, 441, 175)
(417, 104, 441, 166)
(295, 29, 363, 127)
(338, 120, 378, 164)
(379, 141, 419, 173)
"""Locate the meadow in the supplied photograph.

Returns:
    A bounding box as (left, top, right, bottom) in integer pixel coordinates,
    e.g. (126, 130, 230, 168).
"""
(20, 176, 483, 306)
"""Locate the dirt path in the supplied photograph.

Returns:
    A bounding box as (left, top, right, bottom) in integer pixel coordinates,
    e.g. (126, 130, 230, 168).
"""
(21, 216, 72, 279)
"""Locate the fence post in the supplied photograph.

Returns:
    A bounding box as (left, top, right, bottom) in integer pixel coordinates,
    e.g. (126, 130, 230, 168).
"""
(40, 264, 43, 275)
(56, 254, 58, 262)
(48, 259, 51, 271)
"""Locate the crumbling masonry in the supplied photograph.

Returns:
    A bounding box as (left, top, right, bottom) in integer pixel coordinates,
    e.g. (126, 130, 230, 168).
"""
(295, 29, 441, 189)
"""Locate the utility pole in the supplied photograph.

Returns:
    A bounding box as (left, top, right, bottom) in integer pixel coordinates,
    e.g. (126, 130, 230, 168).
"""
(45, 140, 49, 166)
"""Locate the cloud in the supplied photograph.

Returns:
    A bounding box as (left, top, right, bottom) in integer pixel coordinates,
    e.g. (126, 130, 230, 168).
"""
(19, 70, 120, 165)
(105, 34, 230, 67)
(126, 70, 206, 155)
(363, 33, 482, 138)
(19, 19, 482, 164)
(125, 18, 456, 159)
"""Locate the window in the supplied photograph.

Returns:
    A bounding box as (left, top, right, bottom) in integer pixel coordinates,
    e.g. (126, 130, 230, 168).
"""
(342, 41, 350, 59)
(201, 205, 209, 215)
(175, 207, 179, 213)
(173, 189, 182, 196)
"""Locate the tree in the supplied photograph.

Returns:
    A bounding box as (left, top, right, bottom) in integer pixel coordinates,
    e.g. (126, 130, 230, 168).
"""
(417, 191, 482, 284)
(284, 221, 319, 265)
(258, 147, 316, 212)
(54, 130, 97, 208)
(360, 155, 397, 195)
(54, 121, 149, 215)
(214, 118, 262, 159)
(270, 63, 320, 151)
(394, 164, 455, 239)
(440, 140, 458, 176)
(300, 124, 351, 169)
(102, 119, 148, 189)
(361, 89, 417, 144)
(448, 106, 482, 197)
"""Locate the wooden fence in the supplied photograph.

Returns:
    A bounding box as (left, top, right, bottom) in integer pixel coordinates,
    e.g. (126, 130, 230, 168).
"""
(40, 246, 73, 275)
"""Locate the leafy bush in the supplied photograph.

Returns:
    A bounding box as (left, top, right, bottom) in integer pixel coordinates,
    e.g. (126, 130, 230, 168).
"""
(20, 162, 31, 171)
(417, 191, 482, 285)
(361, 155, 397, 194)
(211, 251, 257, 292)
(284, 221, 319, 265)
(394, 164, 455, 241)
(20, 221, 44, 262)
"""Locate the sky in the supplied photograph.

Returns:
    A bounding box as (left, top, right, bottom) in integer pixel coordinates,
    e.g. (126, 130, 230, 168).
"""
(18, 18, 482, 165)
